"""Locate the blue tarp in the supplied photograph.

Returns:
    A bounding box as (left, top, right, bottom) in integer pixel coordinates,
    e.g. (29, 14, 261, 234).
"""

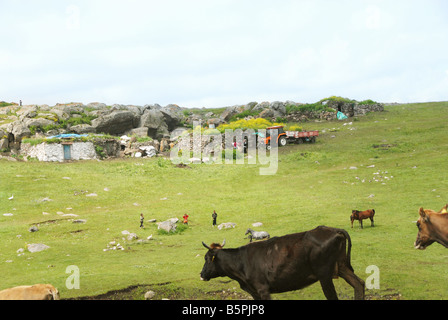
(337, 111, 348, 120)
(47, 134, 88, 139)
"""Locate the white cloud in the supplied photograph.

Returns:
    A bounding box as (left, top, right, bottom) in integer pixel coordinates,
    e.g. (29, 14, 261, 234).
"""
(0, 0, 447, 106)
(365, 5, 382, 30)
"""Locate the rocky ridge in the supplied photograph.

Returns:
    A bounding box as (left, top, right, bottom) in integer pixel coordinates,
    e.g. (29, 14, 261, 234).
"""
(0, 99, 384, 155)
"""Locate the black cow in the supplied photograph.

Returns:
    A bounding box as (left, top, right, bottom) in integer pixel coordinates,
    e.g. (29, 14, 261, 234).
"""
(200, 226, 365, 300)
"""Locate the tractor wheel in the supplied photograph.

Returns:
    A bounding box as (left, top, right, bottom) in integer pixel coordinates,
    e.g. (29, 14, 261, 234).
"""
(279, 136, 287, 147)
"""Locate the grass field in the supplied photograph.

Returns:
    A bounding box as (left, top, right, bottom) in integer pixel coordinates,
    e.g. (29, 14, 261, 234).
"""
(1, 102, 448, 300)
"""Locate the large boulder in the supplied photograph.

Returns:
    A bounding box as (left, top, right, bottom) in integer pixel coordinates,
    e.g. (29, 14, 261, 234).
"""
(220, 105, 244, 122)
(91, 110, 139, 135)
(160, 104, 185, 131)
(157, 218, 178, 233)
(269, 101, 286, 117)
(70, 124, 96, 134)
(23, 117, 56, 128)
(8, 121, 31, 143)
(140, 109, 169, 139)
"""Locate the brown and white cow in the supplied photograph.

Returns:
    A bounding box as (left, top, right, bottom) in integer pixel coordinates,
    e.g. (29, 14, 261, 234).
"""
(415, 204, 448, 250)
(0, 284, 60, 300)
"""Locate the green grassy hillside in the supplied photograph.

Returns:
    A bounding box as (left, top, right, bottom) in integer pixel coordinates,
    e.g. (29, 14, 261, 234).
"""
(1, 102, 447, 300)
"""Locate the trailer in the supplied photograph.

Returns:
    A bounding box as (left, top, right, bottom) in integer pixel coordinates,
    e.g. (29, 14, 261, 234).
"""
(285, 130, 319, 144)
(264, 126, 319, 149)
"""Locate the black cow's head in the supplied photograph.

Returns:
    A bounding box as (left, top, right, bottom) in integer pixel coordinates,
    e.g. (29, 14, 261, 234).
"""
(200, 240, 225, 281)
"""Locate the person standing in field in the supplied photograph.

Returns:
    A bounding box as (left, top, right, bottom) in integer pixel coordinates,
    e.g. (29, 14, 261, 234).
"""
(212, 210, 217, 226)
(183, 213, 189, 225)
(140, 213, 144, 228)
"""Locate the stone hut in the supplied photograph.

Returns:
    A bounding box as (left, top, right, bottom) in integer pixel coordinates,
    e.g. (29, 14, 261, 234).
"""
(20, 134, 120, 162)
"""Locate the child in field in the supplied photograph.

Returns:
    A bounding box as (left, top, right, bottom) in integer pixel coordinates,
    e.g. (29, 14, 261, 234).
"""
(140, 213, 144, 228)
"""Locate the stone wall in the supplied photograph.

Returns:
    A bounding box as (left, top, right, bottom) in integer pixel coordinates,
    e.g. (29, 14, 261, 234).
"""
(21, 142, 98, 162)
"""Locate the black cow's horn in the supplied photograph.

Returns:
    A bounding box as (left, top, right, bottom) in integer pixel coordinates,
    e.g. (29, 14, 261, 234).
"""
(202, 242, 211, 250)
(221, 239, 226, 248)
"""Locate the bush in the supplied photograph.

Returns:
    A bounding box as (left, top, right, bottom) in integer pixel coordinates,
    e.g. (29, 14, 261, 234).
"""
(286, 125, 303, 132)
(217, 118, 284, 132)
(286, 102, 334, 114)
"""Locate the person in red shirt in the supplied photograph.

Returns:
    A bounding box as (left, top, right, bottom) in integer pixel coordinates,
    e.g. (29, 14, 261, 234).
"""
(183, 213, 189, 225)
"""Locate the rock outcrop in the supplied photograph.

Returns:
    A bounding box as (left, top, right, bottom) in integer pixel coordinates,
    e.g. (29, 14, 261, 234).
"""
(0, 98, 384, 156)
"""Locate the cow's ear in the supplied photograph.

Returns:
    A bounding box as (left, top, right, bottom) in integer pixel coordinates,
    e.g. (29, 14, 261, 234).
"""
(419, 208, 429, 221)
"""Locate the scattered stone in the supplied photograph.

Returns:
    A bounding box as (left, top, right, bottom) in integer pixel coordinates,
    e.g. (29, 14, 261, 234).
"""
(86, 193, 98, 197)
(144, 291, 156, 300)
(252, 222, 263, 227)
(29, 226, 39, 232)
(27, 243, 50, 253)
(73, 219, 87, 224)
(3, 213, 13, 217)
(158, 219, 178, 233)
(127, 233, 138, 241)
(104, 241, 124, 251)
(218, 222, 236, 230)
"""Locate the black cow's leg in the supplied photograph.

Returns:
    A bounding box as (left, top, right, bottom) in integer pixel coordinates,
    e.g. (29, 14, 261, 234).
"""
(370, 217, 374, 227)
(256, 287, 272, 300)
(360, 220, 363, 229)
(319, 276, 338, 300)
(339, 266, 365, 300)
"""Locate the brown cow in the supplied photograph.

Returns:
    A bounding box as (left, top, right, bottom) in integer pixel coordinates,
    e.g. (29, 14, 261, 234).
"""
(415, 204, 448, 250)
(0, 284, 59, 300)
(350, 209, 375, 229)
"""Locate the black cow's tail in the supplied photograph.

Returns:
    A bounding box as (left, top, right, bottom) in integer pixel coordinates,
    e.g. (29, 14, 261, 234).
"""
(337, 229, 354, 272)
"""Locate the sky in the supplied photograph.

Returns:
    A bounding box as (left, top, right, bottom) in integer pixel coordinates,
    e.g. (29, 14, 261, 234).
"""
(1, 0, 447, 108)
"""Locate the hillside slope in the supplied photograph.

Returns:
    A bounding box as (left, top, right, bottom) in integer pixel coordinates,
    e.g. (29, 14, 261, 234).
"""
(0, 101, 447, 300)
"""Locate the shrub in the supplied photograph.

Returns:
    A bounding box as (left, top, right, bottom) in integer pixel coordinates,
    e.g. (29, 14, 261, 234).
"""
(286, 125, 303, 132)
(286, 102, 334, 114)
(217, 118, 284, 132)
